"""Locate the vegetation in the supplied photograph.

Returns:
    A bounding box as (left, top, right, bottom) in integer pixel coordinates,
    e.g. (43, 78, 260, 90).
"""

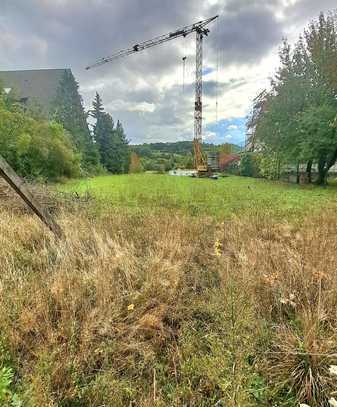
(0, 81, 131, 180)
(0, 89, 80, 180)
(91, 92, 130, 174)
(1, 174, 337, 405)
(129, 152, 143, 173)
(3, 7, 337, 407)
(248, 12, 337, 185)
(59, 174, 337, 220)
(131, 141, 240, 172)
(52, 70, 101, 173)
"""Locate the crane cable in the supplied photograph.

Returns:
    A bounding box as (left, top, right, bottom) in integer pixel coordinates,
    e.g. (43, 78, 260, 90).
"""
(215, 16, 219, 127)
(182, 56, 187, 93)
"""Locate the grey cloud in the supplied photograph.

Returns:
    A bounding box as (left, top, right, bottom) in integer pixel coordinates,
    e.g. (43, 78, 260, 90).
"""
(0, 0, 330, 144)
(285, 0, 337, 25)
(209, 0, 284, 65)
(183, 78, 248, 98)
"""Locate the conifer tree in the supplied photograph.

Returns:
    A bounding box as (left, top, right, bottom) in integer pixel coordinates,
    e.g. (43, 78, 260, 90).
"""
(53, 70, 100, 172)
(114, 120, 130, 173)
(94, 112, 114, 169)
(91, 92, 104, 121)
(90, 91, 130, 173)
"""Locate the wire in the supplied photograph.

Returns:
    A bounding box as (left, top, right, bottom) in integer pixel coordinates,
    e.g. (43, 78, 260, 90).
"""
(182, 56, 187, 93)
(215, 16, 219, 126)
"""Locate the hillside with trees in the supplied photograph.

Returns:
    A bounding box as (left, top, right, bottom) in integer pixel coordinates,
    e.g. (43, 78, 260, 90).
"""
(131, 141, 241, 172)
(246, 12, 337, 185)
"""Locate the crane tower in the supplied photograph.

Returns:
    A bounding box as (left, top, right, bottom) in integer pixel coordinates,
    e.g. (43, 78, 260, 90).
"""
(86, 15, 218, 175)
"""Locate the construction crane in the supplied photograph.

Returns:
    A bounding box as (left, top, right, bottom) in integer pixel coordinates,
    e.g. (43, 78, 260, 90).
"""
(86, 15, 219, 176)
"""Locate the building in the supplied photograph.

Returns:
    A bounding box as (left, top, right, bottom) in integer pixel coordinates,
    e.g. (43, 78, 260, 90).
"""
(0, 68, 70, 117)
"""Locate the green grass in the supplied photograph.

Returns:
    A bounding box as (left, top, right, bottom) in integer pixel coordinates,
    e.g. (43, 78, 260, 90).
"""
(58, 174, 337, 219)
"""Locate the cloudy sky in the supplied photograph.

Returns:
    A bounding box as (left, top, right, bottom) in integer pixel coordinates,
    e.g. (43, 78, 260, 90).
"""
(1, 0, 336, 145)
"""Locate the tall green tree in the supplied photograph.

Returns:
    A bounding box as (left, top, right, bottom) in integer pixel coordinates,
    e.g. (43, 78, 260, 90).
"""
(52, 70, 100, 172)
(249, 11, 337, 185)
(91, 93, 130, 173)
(94, 112, 114, 169)
(90, 92, 104, 121)
(113, 120, 130, 173)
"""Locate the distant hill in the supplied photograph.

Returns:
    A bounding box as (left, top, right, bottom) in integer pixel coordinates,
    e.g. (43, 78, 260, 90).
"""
(131, 141, 241, 155)
(129, 141, 241, 172)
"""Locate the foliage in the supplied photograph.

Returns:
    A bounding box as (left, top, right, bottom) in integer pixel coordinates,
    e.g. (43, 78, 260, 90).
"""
(0, 367, 22, 406)
(129, 152, 143, 173)
(94, 111, 130, 174)
(240, 152, 260, 177)
(90, 92, 104, 121)
(249, 12, 337, 185)
(52, 70, 100, 173)
(258, 152, 281, 180)
(0, 96, 80, 180)
(132, 141, 240, 172)
(91, 94, 130, 174)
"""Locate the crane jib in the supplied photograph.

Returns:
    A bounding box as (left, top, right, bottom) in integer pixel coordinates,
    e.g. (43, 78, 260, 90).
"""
(85, 15, 219, 176)
(85, 15, 218, 69)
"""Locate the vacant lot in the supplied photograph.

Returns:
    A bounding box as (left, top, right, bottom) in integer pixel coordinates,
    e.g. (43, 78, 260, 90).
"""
(60, 173, 337, 219)
(1, 175, 337, 406)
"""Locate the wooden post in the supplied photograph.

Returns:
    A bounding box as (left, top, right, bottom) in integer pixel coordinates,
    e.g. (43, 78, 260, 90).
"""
(0, 155, 62, 237)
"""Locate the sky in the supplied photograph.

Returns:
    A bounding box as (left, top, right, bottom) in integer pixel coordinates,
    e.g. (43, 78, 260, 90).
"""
(1, 0, 337, 146)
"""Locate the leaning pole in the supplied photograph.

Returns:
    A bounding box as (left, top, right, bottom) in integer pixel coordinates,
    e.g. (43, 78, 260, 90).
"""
(0, 155, 62, 237)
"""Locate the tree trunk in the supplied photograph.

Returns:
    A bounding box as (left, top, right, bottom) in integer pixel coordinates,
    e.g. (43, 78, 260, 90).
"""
(277, 157, 281, 180)
(317, 155, 328, 185)
(316, 149, 337, 185)
(296, 162, 300, 184)
(306, 160, 313, 184)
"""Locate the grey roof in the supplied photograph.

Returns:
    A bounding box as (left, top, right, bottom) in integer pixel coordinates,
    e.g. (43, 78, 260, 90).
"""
(0, 68, 70, 116)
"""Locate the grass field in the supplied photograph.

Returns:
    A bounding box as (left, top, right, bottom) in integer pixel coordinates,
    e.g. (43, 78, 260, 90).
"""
(59, 173, 337, 219)
(1, 174, 337, 406)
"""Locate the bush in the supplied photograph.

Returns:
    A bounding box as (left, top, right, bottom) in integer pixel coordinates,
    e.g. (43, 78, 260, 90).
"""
(257, 153, 281, 180)
(0, 107, 80, 180)
(239, 152, 260, 177)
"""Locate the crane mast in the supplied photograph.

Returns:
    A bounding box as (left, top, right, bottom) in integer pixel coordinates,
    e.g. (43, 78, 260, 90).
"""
(86, 15, 218, 175)
(193, 27, 208, 174)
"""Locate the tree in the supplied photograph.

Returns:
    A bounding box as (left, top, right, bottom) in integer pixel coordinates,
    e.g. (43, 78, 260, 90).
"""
(52, 70, 100, 172)
(129, 152, 143, 173)
(90, 92, 104, 121)
(94, 113, 129, 173)
(250, 11, 337, 185)
(239, 152, 260, 178)
(94, 112, 114, 170)
(298, 104, 337, 184)
(110, 120, 130, 173)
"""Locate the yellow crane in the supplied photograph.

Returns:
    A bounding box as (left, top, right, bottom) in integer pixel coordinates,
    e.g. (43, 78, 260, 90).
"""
(86, 16, 219, 175)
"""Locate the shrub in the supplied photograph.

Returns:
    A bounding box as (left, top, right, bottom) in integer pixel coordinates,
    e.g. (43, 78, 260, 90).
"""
(239, 152, 260, 177)
(0, 107, 80, 180)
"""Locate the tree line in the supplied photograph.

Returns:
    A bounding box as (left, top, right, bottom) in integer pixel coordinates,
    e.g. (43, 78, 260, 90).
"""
(247, 11, 337, 185)
(131, 141, 240, 173)
(0, 72, 129, 180)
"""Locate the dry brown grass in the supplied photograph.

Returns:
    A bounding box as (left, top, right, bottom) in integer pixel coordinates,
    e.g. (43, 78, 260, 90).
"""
(0, 202, 337, 405)
(219, 211, 337, 405)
